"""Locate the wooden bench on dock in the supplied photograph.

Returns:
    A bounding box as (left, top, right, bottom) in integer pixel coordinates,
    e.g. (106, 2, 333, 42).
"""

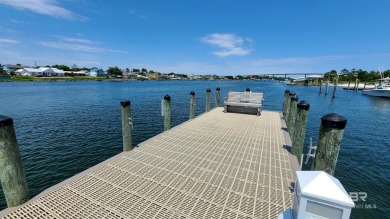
(224, 92, 264, 116)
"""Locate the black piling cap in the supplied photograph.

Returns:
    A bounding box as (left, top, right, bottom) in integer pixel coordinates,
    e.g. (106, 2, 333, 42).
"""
(190, 91, 195, 95)
(206, 88, 211, 92)
(120, 100, 130, 107)
(297, 100, 310, 111)
(216, 87, 220, 91)
(0, 115, 13, 127)
(321, 113, 347, 129)
(291, 95, 299, 101)
(285, 89, 290, 93)
(246, 87, 251, 92)
(164, 95, 171, 101)
(289, 91, 296, 96)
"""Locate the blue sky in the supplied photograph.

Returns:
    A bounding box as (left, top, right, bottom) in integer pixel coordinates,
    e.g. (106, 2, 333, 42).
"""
(0, 0, 389, 75)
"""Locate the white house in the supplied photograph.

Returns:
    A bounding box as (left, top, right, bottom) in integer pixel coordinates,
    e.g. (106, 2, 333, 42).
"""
(50, 68, 65, 76)
(73, 70, 88, 76)
(19, 68, 44, 76)
(38, 67, 55, 76)
(16, 67, 57, 76)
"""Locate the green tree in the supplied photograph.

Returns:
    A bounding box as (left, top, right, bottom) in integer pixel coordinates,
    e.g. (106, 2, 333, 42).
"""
(71, 64, 81, 71)
(367, 70, 380, 82)
(357, 69, 368, 81)
(340, 68, 349, 75)
(0, 64, 6, 75)
(132, 68, 140, 72)
(52, 65, 71, 71)
(107, 66, 123, 76)
(383, 70, 390, 78)
(323, 70, 338, 81)
(141, 68, 147, 73)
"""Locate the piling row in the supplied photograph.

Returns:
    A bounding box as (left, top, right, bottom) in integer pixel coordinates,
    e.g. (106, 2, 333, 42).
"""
(282, 90, 347, 175)
(319, 78, 338, 97)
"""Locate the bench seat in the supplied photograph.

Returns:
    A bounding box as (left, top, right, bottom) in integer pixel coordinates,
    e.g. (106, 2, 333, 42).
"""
(224, 92, 264, 116)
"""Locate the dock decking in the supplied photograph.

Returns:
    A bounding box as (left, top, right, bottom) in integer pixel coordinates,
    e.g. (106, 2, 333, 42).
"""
(0, 108, 299, 218)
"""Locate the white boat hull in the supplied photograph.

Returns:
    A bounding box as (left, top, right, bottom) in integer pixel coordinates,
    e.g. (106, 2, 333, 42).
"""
(362, 89, 390, 98)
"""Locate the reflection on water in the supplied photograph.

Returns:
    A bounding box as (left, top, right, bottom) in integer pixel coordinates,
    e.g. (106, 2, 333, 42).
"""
(368, 97, 390, 113)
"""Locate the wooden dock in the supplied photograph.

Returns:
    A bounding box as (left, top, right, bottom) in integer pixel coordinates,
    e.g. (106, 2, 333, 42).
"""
(0, 108, 299, 218)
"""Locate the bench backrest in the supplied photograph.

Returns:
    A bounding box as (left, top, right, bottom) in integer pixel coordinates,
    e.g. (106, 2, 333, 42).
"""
(227, 92, 263, 104)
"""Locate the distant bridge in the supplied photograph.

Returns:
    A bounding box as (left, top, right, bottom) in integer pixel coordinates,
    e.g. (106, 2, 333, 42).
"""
(258, 73, 324, 79)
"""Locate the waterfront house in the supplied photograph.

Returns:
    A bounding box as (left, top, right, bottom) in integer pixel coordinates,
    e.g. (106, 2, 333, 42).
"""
(125, 71, 138, 79)
(73, 70, 88, 76)
(136, 74, 149, 80)
(50, 68, 65, 76)
(2, 64, 30, 74)
(89, 67, 106, 77)
(16, 67, 61, 76)
(148, 73, 159, 80)
(18, 68, 46, 76)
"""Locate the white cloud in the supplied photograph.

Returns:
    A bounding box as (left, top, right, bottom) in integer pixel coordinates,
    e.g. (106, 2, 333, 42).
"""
(0, 0, 87, 21)
(0, 25, 18, 33)
(201, 33, 252, 57)
(0, 38, 19, 43)
(52, 35, 94, 44)
(36, 34, 127, 54)
(10, 19, 26, 24)
(36, 41, 127, 53)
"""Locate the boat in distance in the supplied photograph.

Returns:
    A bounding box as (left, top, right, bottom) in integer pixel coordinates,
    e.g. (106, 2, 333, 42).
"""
(362, 77, 390, 98)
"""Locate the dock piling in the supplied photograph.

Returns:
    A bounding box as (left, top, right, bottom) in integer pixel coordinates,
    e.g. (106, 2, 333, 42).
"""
(163, 95, 171, 131)
(312, 113, 347, 175)
(319, 80, 322, 93)
(325, 80, 329, 95)
(189, 91, 195, 119)
(282, 89, 290, 116)
(120, 101, 133, 151)
(284, 91, 295, 122)
(206, 89, 211, 112)
(0, 116, 29, 207)
(291, 101, 310, 163)
(355, 79, 359, 91)
(215, 87, 220, 108)
(332, 77, 338, 98)
(287, 95, 299, 132)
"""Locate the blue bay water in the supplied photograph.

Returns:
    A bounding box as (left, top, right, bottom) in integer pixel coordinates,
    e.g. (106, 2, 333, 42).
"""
(0, 80, 389, 218)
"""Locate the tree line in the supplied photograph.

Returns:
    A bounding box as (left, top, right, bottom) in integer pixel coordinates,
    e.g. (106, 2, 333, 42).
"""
(1, 63, 389, 81)
(324, 68, 390, 82)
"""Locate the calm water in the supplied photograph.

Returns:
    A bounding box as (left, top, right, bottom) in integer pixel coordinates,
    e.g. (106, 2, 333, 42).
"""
(0, 80, 389, 218)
